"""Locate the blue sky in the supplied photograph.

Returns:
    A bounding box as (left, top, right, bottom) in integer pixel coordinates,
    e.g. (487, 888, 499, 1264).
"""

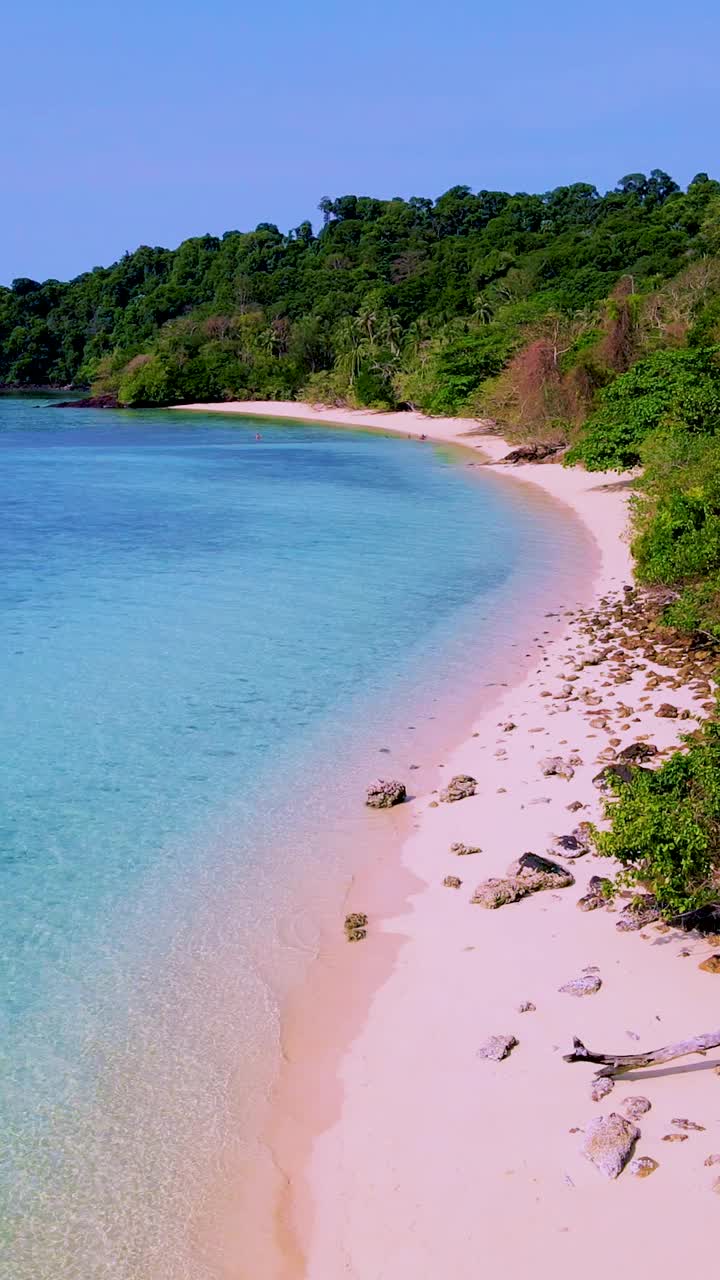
(2, 0, 718, 283)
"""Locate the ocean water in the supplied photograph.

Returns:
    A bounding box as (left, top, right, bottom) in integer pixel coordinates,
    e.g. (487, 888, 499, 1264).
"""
(0, 398, 592, 1277)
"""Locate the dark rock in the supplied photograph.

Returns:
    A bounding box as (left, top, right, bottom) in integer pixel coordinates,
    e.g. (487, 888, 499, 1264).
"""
(443, 875, 462, 888)
(618, 742, 658, 762)
(592, 762, 646, 791)
(517, 1001, 536, 1013)
(540, 755, 575, 780)
(499, 441, 564, 464)
(365, 779, 406, 808)
(656, 702, 679, 718)
(440, 774, 477, 803)
(669, 904, 720, 935)
(52, 393, 120, 409)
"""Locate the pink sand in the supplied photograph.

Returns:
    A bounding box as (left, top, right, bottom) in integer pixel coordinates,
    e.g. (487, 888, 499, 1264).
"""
(178, 403, 720, 1276)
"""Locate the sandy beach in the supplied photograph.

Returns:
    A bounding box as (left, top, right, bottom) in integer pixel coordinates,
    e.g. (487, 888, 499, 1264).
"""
(178, 402, 720, 1277)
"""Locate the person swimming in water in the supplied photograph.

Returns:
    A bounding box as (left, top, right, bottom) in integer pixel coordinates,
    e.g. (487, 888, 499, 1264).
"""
(255, 433, 262, 441)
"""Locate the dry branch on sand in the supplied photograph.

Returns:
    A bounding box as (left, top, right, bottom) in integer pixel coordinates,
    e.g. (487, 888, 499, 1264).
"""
(564, 1031, 720, 1079)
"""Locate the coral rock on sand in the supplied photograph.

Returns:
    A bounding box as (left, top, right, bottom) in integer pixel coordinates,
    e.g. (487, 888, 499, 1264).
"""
(472, 855, 573, 909)
(672, 1118, 705, 1132)
(540, 756, 575, 780)
(699, 954, 720, 973)
(656, 702, 679, 718)
(517, 1001, 536, 1013)
(591, 1077, 615, 1102)
(450, 842, 481, 856)
(365, 779, 407, 808)
(582, 1114, 639, 1178)
(439, 774, 477, 803)
(443, 875, 462, 889)
(559, 973, 602, 996)
(616, 895, 660, 932)
(553, 832, 589, 859)
(623, 1097, 652, 1121)
(630, 1156, 659, 1178)
(477, 1034, 518, 1061)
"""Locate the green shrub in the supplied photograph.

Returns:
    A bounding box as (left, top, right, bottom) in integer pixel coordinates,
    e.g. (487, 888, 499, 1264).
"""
(566, 345, 720, 470)
(593, 720, 720, 914)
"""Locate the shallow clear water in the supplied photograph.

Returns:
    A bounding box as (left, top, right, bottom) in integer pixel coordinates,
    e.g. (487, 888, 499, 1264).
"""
(0, 398, 591, 1276)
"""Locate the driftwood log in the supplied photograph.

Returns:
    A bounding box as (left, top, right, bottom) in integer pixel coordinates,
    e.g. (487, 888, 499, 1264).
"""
(564, 1031, 720, 1079)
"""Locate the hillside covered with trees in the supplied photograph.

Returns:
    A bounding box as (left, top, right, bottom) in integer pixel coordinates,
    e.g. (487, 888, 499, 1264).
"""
(5, 168, 720, 911)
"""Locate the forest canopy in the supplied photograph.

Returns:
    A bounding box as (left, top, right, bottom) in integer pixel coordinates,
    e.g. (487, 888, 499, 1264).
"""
(3, 168, 720, 432)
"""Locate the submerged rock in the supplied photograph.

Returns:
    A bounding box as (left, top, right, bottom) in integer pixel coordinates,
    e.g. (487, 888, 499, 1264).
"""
(365, 779, 407, 808)
(439, 774, 477, 802)
(344, 912, 368, 942)
(582, 1113, 639, 1178)
(477, 1034, 518, 1061)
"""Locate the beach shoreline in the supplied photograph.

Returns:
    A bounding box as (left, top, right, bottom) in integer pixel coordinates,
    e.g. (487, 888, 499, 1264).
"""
(176, 403, 720, 1277)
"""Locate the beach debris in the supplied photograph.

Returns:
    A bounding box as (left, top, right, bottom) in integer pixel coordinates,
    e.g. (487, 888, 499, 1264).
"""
(567, 800, 584, 812)
(344, 912, 368, 942)
(502, 722, 517, 732)
(582, 1113, 639, 1179)
(365, 779, 406, 808)
(559, 973, 603, 997)
(656, 702, 679, 718)
(616, 895, 660, 933)
(699, 955, 720, 973)
(672, 1117, 705, 1131)
(618, 741, 658, 762)
(439, 774, 477, 803)
(662, 1133, 688, 1143)
(630, 1156, 659, 1178)
(517, 1001, 536, 1013)
(477, 1034, 518, 1061)
(443, 875, 462, 889)
(563, 1028, 720, 1079)
(472, 854, 573, 909)
(450, 842, 481, 856)
(591, 1077, 615, 1102)
(540, 755, 575, 780)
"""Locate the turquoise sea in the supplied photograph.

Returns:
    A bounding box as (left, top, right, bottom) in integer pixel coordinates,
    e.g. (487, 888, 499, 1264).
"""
(0, 397, 592, 1276)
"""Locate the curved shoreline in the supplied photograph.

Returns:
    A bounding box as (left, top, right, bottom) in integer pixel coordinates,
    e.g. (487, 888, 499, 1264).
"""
(177, 404, 720, 1277)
